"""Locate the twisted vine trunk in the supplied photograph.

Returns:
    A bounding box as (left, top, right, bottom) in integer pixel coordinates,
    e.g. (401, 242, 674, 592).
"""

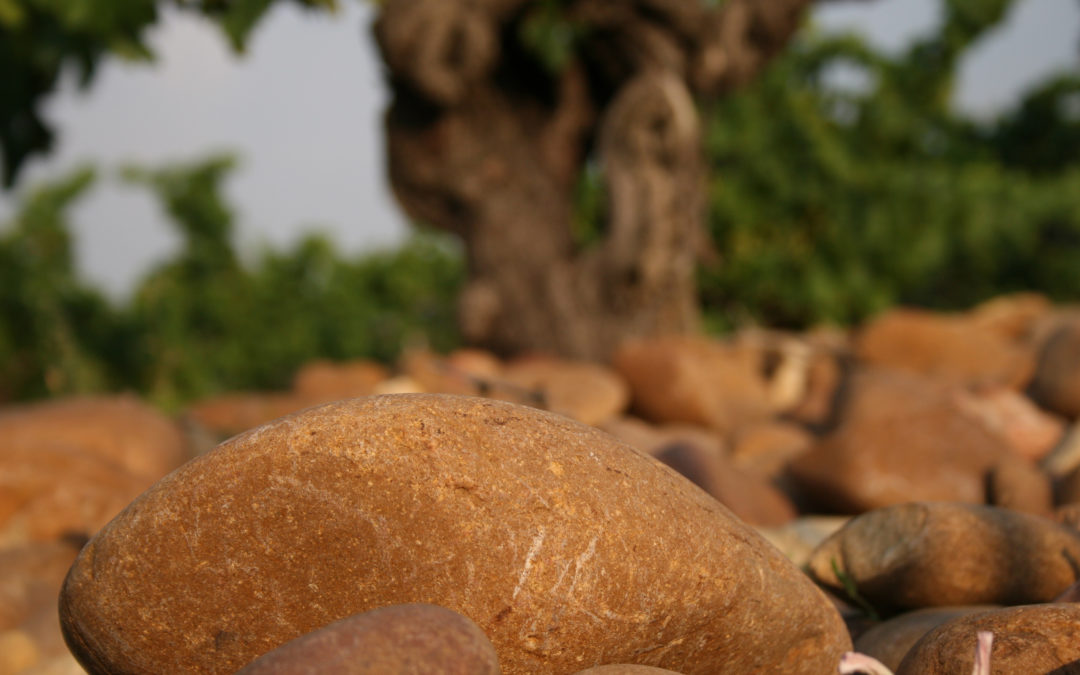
(375, 0, 815, 361)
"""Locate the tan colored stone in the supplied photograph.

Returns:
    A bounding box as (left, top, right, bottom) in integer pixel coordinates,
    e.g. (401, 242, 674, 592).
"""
(896, 604, 1080, 675)
(61, 394, 850, 675)
(291, 359, 389, 403)
(855, 308, 1034, 389)
(15, 654, 86, 675)
(613, 336, 771, 435)
(852, 606, 998, 672)
(234, 604, 500, 675)
(0, 629, 39, 675)
(807, 502, 1080, 613)
(0, 395, 187, 482)
(502, 356, 629, 426)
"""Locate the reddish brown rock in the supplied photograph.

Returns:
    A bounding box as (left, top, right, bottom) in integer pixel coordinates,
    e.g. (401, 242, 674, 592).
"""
(612, 336, 771, 435)
(573, 667, 685, 674)
(984, 459, 1053, 516)
(184, 392, 311, 438)
(654, 441, 796, 526)
(60, 394, 850, 675)
(1029, 316, 1080, 419)
(399, 349, 488, 396)
(0, 541, 81, 631)
(729, 421, 813, 480)
(1056, 502, 1080, 530)
(855, 308, 1034, 389)
(895, 604, 1080, 674)
(1056, 463, 1080, 505)
(787, 368, 1049, 513)
(807, 502, 1080, 613)
(0, 395, 187, 481)
(291, 359, 389, 403)
(852, 606, 997, 672)
(1055, 580, 1080, 603)
(502, 356, 629, 426)
(968, 292, 1052, 342)
(0, 444, 152, 548)
(597, 417, 726, 459)
(234, 604, 500, 675)
(954, 385, 1065, 462)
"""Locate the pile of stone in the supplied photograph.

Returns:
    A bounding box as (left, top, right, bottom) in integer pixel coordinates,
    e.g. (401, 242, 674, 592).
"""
(3, 292, 1080, 673)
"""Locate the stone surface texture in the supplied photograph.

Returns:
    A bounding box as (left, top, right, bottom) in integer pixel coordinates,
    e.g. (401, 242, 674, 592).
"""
(851, 606, 997, 672)
(60, 394, 850, 675)
(234, 604, 500, 675)
(807, 502, 1080, 612)
(895, 604, 1080, 674)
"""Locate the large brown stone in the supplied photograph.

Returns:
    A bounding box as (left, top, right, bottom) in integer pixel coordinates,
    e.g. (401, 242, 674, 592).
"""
(852, 606, 997, 672)
(1029, 316, 1080, 419)
(968, 292, 1053, 342)
(234, 604, 500, 674)
(291, 359, 389, 403)
(184, 392, 312, 438)
(807, 502, 1080, 613)
(954, 385, 1065, 463)
(787, 368, 1050, 513)
(501, 356, 629, 426)
(612, 336, 771, 436)
(895, 604, 1080, 674)
(60, 394, 850, 675)
(653, 441, 796, 527)
(0, 444, 152, 548)
(854, 308, 1034, 389)
(573, 667, 685, 674)
(729, 421, 813, 480)
(0, 541, 81, 631)
(0, 395, 187, 482)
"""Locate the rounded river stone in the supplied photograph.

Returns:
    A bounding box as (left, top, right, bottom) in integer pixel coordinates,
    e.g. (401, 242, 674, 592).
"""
(61, 394, 849, 674)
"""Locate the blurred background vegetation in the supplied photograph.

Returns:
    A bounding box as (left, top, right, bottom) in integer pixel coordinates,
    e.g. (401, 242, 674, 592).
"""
(1, 0, 1079, 408)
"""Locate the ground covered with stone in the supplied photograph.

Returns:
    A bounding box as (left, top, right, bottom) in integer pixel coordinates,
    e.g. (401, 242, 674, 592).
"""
(4, 293, 1080, 674)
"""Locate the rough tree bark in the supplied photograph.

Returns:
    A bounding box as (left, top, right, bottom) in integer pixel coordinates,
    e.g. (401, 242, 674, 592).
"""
(375, 0, 816, 361)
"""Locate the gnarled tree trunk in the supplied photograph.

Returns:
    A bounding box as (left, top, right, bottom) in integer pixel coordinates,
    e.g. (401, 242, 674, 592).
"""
(375, 0, 815, 361)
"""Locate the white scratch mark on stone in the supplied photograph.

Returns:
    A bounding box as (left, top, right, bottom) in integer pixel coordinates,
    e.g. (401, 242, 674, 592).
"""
(513, 526, 546, 600)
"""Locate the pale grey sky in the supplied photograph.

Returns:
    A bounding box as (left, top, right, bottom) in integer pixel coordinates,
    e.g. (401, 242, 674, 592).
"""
(0, 0, 1077, 299)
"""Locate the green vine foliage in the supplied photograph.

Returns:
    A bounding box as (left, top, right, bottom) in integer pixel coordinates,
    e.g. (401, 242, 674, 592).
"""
(0, 157, 463, 410)
(699, 3, 1080, 330)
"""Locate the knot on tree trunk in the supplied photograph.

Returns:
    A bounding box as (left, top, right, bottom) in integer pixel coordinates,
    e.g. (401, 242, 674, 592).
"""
(375, 0, 816, 361)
